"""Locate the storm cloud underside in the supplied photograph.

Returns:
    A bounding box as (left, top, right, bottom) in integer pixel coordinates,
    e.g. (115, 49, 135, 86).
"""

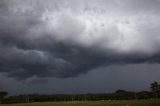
(0, 0, 160, 80)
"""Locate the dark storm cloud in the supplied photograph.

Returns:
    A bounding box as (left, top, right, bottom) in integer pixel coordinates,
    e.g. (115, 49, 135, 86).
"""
(0, 0, 160, 80)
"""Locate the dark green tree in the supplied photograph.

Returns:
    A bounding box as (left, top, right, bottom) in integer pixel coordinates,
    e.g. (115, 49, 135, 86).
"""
(150, 81, 160, 98)
(0, 91, 8, 103)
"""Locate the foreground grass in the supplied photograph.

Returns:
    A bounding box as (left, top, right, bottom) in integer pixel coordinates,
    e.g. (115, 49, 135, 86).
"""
(1, 99, 160, 106)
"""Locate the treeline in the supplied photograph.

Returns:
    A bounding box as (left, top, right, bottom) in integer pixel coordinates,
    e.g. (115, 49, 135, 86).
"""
(1, 81, 160, 104)
(1, 90, 156, 103)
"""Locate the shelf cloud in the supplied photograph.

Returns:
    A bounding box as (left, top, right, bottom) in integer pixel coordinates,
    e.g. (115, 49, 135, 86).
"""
(0, 0, 160, 80)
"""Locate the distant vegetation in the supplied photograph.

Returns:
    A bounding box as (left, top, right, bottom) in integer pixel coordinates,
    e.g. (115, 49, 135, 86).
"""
(0, 81, 160, 104)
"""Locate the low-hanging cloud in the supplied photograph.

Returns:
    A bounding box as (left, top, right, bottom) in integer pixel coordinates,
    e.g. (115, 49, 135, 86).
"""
(0, 0, 160, 80)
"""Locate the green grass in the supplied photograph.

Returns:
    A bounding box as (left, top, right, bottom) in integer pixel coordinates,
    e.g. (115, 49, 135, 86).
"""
(1, 99, 160, 106)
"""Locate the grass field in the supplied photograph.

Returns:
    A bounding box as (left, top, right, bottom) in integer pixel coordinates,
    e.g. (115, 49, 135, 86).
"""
(1, 99, 160, 106)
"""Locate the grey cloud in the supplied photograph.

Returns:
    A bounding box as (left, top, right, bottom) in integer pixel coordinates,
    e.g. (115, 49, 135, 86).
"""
(1, 63, 160, 95)
(0, 0, 160, 81)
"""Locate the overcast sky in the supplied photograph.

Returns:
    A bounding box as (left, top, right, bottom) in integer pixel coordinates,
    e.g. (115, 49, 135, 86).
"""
(0, 0, 160, 95)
